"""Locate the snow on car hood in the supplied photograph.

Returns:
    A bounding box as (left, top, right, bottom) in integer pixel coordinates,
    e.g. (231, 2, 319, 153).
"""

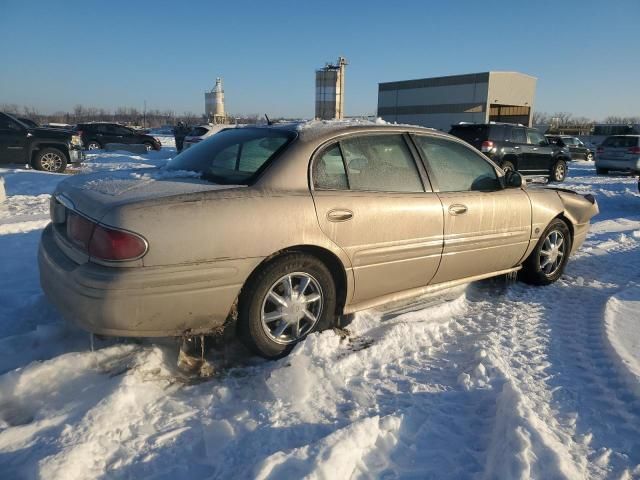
(56, 168, 245, 221)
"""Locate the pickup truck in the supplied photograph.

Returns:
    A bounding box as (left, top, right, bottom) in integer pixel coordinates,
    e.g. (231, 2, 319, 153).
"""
(0, 112, 84, 173)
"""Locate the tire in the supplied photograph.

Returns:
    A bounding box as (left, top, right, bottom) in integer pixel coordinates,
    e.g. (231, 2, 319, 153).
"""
(519, 219, 572, 286)
(596, 167, 609, 175)
(86, 140, 102, 150)
(32, 148, 68, 173)
(586, 152, 594, 161)
(238, 253, 337, 359)
(549, 159, 567, 182)
(501, 160, 516, 173)
(143, 142, 154, 152)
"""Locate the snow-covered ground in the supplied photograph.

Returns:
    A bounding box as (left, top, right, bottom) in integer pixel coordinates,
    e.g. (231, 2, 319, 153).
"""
(0, 151, 638, 479)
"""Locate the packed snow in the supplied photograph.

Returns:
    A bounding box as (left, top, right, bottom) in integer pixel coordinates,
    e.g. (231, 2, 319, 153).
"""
(0, 147, 639, 479)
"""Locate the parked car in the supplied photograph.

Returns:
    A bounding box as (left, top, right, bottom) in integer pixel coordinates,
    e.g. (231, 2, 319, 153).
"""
(0, 111, 84, 173)
(18, 118, 39, 128)
(183, 124, 226, 150)
(449, 123, 572, 182)
(75, 123, 162, 151)
(39, 123, 598, 359)
(595, 135, 640, 176)
(546, 135, 594, 161)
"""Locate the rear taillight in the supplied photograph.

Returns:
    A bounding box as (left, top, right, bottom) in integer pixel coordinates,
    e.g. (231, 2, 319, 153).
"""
(65, 211, 147, 261)
(481, 140, 494, 153)
(89, 224, 147, 261)
(628, 146, 640, 154)
(67, 212, 94, 251)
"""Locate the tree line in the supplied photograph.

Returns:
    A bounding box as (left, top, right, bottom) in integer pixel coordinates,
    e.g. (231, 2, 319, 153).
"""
(0, 104, 268, 128)
(533, 111, 640, 126)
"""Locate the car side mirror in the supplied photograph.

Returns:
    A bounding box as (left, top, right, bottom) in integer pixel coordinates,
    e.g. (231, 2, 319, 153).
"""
(504, 170, 525, 188)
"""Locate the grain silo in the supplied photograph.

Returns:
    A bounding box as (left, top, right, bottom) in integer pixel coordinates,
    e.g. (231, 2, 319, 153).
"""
(205, 77, 227, 123)
(315, 57, 347, 120)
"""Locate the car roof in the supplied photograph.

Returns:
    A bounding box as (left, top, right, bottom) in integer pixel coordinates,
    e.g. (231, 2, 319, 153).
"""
(243, 119, 454, 145)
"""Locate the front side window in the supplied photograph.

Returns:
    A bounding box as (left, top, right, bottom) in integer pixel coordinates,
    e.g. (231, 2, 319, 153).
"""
(340, 134, 424, 192)
(527, 130, 547, 146)
(414, 136, 500, 192)
(167, 127, 295, 184)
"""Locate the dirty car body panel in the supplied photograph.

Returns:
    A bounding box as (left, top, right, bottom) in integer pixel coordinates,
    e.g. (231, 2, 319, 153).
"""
(39, 123, 598, 338)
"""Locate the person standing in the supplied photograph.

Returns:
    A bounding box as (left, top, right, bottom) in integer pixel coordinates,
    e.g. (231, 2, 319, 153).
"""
(173, 121, 189, 153)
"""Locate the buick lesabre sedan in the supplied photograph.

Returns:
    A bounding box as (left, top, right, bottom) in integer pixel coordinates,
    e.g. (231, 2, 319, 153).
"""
(39, 122, 599, 358)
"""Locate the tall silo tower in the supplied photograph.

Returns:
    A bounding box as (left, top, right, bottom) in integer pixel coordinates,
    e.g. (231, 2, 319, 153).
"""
(315, 57, 347, 120)
(205, 77, 226, 123)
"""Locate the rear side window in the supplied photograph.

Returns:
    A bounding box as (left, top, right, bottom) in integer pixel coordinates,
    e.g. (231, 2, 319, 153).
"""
(511, 127, 527, 143)
(602, 136, 639, 148)
(414, 136, 500, 192)
(313, 145, 349, 190)
(527, 129, 547, 146)
(340, 135, 424, 193)
(190, 127, 209, 137)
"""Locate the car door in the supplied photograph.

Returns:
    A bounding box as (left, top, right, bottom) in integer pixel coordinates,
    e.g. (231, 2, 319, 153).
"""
(311, 133, 444, 305)
(411, 134, 532, 284)
(115, 125, 135, 144)
(508, 126, 529, 170)
(0, 113, 28, 164)
(526, 129, 555, 174)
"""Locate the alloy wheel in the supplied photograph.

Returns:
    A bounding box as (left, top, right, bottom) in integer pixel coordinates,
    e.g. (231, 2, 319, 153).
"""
(555, 163, 566, 180)
(40, 152, 63, 172)
(260, 272, 323, 345)
(539, 230, 566, 276)
(88, 142, 100, 150)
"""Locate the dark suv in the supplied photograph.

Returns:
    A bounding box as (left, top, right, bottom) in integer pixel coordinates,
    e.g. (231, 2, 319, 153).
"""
(546, 135, 594, 161)
(449, 123, 571, 182)
(0, 111, 84, 173)
(76, 123, 161, 151)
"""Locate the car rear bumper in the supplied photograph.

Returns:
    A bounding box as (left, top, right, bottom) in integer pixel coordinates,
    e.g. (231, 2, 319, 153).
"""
(38, 224, 259, 337)
(595, 156, 640, 173)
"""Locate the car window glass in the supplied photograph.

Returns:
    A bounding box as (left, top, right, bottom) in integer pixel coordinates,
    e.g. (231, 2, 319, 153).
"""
(414, 136, 500, 192)
(313, 144, 348, 190)
(0, 116, 20, 130)
(115, 126, 132, 135)
(527, 130, 546, 145)
(602, 136, 639, 148)
(511, 127, 526, 143)
(340, 134, 424, 193)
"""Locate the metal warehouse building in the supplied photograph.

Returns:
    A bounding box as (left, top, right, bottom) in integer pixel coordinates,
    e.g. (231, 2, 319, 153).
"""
(377, 71, 537, 131)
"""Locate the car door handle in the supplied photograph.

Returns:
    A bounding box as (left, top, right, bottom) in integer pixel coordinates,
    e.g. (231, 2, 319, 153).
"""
(327, 209, 353, 222)
(448, 204, 468, 215)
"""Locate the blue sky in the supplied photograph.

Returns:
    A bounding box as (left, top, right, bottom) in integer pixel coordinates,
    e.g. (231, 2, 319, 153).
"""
(1, 0, 638, 120)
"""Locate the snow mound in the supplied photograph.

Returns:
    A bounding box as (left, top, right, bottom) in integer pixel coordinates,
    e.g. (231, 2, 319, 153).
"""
(604, 286, 640, 397)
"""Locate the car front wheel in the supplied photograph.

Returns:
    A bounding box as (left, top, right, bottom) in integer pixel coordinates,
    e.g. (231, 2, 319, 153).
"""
(519, 219, 572, 285)
(32, 148, 68, 173)
(238, 253, 337, 359)
(87, 141, 102, 150)
(549, 160, 567, 182)
(586, 152, 594, 161)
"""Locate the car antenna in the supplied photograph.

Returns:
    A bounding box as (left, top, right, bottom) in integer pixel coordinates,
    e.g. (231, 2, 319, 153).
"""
(264, 114, 273, 126)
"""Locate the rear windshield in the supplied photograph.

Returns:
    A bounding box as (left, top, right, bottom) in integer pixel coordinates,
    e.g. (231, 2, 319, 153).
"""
(189, 127, 209, 137)
(167, 127, 296, 184)
(602, 136, 639, 148)
(449, 125, 490, 143)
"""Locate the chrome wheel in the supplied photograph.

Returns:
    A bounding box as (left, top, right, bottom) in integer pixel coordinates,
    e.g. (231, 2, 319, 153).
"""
(555, 163, 566, 180)
(87, 142, 101, 150)
(260, 272, 323, 345)
(539, 230, 566, 276)
(40, 152, 63, 172)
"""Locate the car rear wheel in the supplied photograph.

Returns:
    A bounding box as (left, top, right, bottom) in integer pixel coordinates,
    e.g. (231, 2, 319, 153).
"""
(519, 219, 572, 285)
(238, 253, 337, 359)
(32, 148, 68, 173)
(87, 140, 102, 150)
(586, 152, 594, 161)
(143, 142, 154, 152)
(596, 167, 609, 175)
(549, 160, 567, 182)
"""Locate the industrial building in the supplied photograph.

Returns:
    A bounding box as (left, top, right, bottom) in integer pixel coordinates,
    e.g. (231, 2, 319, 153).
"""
(377, 71, 536, 131)
(205, 77, 228, 124)
(315, 57, 347, 120)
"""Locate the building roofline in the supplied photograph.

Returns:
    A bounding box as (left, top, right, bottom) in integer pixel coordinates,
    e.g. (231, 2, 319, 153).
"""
(378, 71, 537, 91)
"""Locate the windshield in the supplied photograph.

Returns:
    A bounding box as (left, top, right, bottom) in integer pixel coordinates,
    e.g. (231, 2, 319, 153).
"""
(166, 127, 296, 184)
